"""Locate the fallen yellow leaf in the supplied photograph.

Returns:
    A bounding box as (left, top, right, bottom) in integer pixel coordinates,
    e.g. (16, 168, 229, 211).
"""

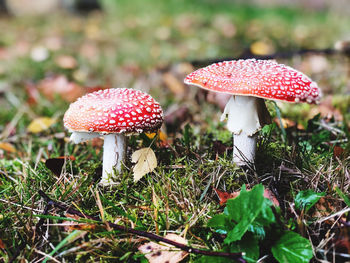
(0, 142, 16, 153)
(131, 148, 157, 182)
(28, 117, 56, 133)
(145, 132, 157, 139)
(138, 234, 188, 263)
(158, 130, 167, 143)
(145, 131, 167, 143)
(250, 41, 274, 55)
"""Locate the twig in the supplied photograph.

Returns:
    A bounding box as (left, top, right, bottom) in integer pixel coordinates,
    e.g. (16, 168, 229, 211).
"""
(316, 249, 350, 260)
(317, 207, 350, 224)
(38, 190, 246, 261)
(0, 198, 43, 213)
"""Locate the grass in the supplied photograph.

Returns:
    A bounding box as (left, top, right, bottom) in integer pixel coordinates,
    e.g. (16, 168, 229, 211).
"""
(0, 1, 350, 262)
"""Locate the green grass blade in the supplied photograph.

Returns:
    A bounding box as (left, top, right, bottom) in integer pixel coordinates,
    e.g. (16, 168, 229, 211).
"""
(43, 230, 82, 263)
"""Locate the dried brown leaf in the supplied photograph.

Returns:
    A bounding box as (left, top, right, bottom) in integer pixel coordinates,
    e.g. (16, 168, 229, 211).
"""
(38, 75, 84, 102)
(0, 239, 5, 249)
(25, 82, 40, 105)
(138, 234, 188, 263)
(273, 117, 304, 129)
(55, 55, 77, 69)
(163, 72, 185, 96)
(214, 187, 279, 206)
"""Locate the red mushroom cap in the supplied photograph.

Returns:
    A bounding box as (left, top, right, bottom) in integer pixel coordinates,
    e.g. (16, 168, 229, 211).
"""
(184, 59, 321, 104)
(63, 88, 163, 134)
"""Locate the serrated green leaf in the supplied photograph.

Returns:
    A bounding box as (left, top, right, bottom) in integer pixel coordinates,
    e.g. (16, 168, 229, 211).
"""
(254, 198, 276, 226)
(271, 231, 313, 263)
(295, 190, 325, 212)
(225, 184, 264, 243)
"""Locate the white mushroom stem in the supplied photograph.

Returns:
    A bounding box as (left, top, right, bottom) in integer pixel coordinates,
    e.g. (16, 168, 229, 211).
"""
(69, 131, 126, 185)
(101, 133, 126, 185)
(220, 95, 271, 166)
(233, 133, 257, 166)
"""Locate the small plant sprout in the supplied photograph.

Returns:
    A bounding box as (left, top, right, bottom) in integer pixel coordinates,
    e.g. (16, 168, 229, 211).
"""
(63, 88, 163, 185)
(185, 59, 322, 166)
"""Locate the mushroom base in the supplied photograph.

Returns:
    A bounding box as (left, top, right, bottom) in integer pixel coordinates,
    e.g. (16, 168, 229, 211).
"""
(100, 133, 126, 185)
(233, 133, 257, 166)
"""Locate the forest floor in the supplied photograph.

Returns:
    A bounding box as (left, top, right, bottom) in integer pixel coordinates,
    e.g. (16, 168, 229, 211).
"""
(0, 1, 349, 262)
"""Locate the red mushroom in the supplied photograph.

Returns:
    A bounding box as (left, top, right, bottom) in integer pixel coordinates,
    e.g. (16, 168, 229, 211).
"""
(184, 59, 322, 166)
(63, 88, 163, 185)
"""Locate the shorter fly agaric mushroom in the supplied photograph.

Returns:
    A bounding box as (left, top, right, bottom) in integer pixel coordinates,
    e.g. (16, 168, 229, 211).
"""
(63, 88, 163, 185)
(184, 59, 322, 166)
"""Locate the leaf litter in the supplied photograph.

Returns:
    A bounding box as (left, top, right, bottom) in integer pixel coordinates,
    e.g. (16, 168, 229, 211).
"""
(132, 148, 158, 182)
(138, 234, 189, 263)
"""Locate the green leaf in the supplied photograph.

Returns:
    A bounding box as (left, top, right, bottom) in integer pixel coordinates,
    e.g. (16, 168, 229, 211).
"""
(247, 224, 266, 239)
(195, 255, 235, 263)
(207, 214, 231, 234)
(261, 123, 276, 137)
(248, 198, 276, 239)
(254, 198, 276, 226)
(271, 231, 313, 263)
(295, 190, 325, 212)
(225, 184, 264, 243)
(229, 233, 259, 263)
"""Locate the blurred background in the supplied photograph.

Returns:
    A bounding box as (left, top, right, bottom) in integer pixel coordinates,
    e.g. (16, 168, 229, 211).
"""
(0, 0, 349, 140)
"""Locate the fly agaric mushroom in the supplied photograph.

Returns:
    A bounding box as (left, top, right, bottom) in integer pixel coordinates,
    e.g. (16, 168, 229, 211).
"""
(63, 88, 163, 185)
(184, 59, 321, 166)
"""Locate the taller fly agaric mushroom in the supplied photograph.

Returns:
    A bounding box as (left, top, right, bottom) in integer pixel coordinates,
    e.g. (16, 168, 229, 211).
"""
(63, 88, 163, 185)
(184, 59, 321, 166)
